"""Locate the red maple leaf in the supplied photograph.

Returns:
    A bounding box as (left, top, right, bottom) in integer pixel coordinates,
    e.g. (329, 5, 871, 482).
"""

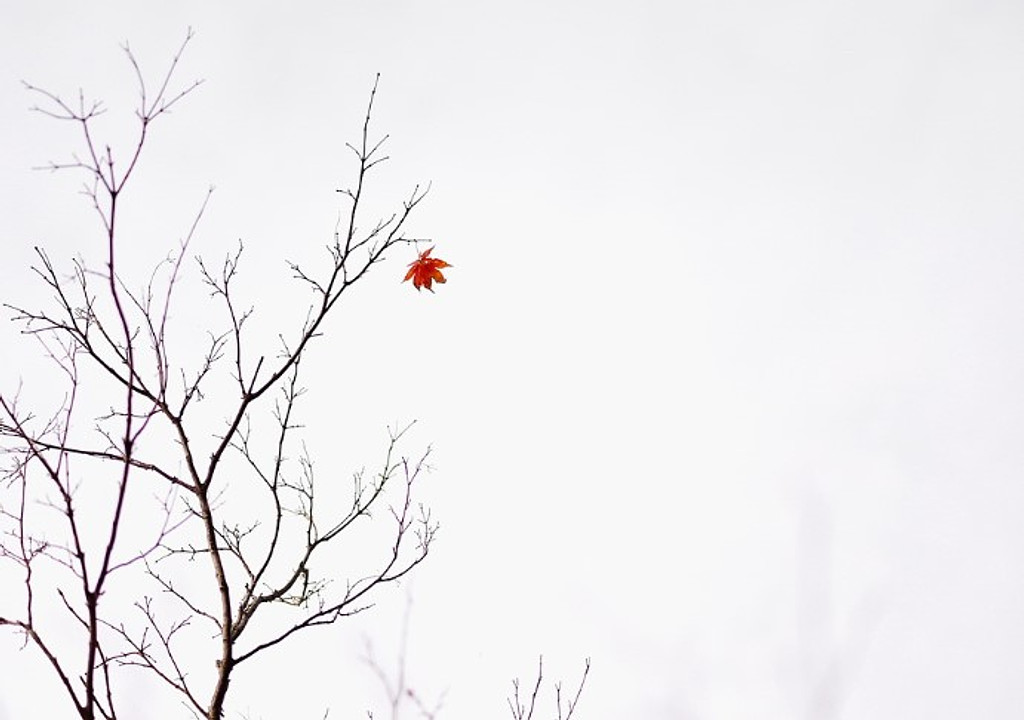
(403, 246, 452, 292)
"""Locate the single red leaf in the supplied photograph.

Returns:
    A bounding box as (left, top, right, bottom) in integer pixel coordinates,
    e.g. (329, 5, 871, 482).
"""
(403, 246, 452, 292)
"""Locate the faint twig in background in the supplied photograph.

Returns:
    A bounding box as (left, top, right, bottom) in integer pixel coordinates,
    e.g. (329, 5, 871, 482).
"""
(363, 593, 446, 720)
(798, 489, 888, 720)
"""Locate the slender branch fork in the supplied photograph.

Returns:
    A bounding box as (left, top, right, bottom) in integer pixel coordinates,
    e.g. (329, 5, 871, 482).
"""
(507, 657, 591, 720)
(1, 29, 437, 720)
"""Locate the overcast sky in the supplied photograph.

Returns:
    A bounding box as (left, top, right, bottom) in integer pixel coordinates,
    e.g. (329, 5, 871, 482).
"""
(3, 1, 1024, 719)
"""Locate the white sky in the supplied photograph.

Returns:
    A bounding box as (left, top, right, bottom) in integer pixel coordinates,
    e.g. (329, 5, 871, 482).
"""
(3, 1, 1024, 718)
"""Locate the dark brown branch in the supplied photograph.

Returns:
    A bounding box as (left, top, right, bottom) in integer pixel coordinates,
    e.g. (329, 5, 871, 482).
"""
(508, 657, 591, 720)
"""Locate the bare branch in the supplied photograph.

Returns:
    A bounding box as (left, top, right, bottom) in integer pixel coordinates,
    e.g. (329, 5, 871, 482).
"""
(508, 657, 590, 720)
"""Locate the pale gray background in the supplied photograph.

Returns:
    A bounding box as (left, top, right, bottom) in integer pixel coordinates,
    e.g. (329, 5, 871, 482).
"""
(2, 1, 1024, 718)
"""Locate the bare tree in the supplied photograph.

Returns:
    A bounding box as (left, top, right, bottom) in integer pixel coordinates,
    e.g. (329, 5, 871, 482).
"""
(0, 29, 439, 720)
(507, 656, 591, 720)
